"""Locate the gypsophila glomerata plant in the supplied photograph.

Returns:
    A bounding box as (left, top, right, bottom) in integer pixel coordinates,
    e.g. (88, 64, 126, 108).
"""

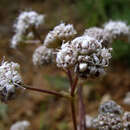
(0, 10, 129, 130)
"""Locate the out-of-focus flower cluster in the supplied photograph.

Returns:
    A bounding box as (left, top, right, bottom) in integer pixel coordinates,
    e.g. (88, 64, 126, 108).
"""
(104, 21, 129, 41)
(10, 120, 30, 130)
(44, 23, 77, 48)
(32, 45, 54, 66)
(87, 100, 130, 130)
(11, 11, 45, 48)
(0, 61, 22, 101)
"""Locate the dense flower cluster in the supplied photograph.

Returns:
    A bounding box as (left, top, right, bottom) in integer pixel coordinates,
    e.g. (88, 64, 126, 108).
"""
(92, 100, 130, 130)
(84, 27, 112, 47)
(32, 45, 54, 66)
(44, 23, 77, 48)
(11, 11, 45, 48)
(56, 35, 112, 78)
(0, 61, 22, 101)
(10, 120, 30, 130)
(104, 21, 129, 39)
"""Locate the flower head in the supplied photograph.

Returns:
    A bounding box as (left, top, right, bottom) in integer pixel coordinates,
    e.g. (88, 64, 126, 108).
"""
(32, 45, 54, 66)
(56, 35, 112, 78)
(44, 22, 77, 48)
(0, 61, 22, 101)
(72, 35, 112, 78)
(104, 20, 129, 39)
(93, 100, 124, 130)
(11, 11, 45, 48)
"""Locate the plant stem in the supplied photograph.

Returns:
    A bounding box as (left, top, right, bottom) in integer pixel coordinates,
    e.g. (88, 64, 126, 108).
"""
(69, 75, 78, 130)
(66, 69, 73, 86)
(15, 83, 64, 97)
(71, 75, 78, 96)
(78, 87, 86, 130)
(70, 98, 77, 130)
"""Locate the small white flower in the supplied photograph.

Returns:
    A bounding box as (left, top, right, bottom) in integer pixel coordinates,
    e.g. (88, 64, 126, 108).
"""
(56, 42, 78, 69)
(14, 11, 45, 33)
(44, 22, 77, 48)
(79, 63, 88, 72)
(32, 45, 53, 66)
(104, 20, 129, 39)
(10, 120, 30, 130)
(0, 61, 22, 101)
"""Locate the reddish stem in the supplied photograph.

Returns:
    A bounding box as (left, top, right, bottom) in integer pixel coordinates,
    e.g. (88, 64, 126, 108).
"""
(70, 99, 77, 130)
(15, 83, 64, 97)
(66, 69, 73, 86)
(69, 75, 78, 130)
(71, 75, 78, 96)
(78, 87, 86, 130)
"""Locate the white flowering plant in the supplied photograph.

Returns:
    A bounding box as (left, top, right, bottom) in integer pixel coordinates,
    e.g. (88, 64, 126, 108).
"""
(0, 11, 130, 130)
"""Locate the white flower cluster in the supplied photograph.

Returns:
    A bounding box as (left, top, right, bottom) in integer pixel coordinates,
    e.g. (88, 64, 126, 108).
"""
(11, 11, 45, 48)
(10, 120, 30, 130)
(104, 21, 129, 39)
(56, 42, 78, 68)
(92, 101, 130, 130)
(56, 35, 112, 78)
(84, 27, 112, 47)
(0, 61, 22, 101)
(32, 45, 54, 66)
(44, 23, 77, 48)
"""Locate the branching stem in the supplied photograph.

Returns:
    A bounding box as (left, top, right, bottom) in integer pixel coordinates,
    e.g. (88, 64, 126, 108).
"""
(15, 83, 64, 97)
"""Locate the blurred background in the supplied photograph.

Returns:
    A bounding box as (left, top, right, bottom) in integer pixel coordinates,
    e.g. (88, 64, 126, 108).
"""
(0, 0, 130, 129)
